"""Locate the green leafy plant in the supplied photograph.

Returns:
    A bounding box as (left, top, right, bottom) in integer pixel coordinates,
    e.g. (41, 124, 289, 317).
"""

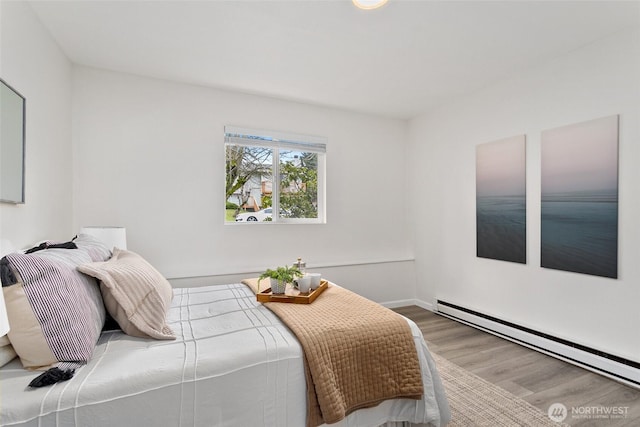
(258, 265, 303, 291)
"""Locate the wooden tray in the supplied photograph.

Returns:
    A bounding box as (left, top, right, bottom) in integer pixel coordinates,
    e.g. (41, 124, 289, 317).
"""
(257, 279, 328, 304)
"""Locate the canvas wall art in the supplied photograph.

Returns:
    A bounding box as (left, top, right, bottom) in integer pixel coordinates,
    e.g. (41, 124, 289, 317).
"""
(540, 115, 618, 278)
(476, 135, 526, 264)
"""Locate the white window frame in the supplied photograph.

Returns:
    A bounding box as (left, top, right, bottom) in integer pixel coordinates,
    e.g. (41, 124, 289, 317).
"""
(224, 125, 326, 224)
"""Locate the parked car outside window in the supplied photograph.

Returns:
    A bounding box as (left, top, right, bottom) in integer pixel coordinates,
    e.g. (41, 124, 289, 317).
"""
(235, 208, 272, 222)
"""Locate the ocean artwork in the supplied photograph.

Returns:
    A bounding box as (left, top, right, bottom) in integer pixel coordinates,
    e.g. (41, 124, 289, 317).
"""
(541, 115, 619, 279)
(476, 135, 526, 264)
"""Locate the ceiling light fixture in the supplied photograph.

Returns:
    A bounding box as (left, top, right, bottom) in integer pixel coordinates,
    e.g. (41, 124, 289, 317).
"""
(352, 0, 388, 10)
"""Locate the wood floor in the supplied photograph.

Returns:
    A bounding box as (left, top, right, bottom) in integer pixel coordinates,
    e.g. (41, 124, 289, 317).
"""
(394, 306, 640, 426)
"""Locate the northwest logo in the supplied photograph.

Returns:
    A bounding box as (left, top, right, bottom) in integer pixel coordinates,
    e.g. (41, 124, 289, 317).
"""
(548, 403, 568, 422)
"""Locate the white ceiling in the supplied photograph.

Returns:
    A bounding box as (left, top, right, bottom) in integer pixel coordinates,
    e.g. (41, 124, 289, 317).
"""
(28, 0, 640, 119)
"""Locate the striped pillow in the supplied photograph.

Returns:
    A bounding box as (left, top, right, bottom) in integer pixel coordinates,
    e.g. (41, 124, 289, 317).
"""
(78, 249, 175, 340)
(1, 235, 110, 371)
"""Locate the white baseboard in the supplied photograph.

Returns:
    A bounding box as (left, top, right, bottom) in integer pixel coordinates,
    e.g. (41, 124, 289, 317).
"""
(381, 299, 416, 309)
(381, 298, 434, 312)
(413, 299, 434, 312)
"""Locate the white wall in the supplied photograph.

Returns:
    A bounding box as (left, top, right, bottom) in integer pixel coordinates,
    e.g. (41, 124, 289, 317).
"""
(71, 67, 415, 302)
(0, 1, 73, 249)
(408, 28, 640, 362)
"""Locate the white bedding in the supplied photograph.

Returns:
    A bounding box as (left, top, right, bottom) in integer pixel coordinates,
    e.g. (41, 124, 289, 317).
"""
(0, 283, 450, 427)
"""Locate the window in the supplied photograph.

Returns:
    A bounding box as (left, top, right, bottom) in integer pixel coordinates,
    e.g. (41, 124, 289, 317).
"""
(224, 126, 326, 224)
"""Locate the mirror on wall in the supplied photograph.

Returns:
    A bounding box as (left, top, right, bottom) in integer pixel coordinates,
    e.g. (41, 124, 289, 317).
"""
(0, 78, 26, 204)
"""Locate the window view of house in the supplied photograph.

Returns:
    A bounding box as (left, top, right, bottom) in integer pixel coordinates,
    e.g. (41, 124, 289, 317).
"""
(224, 127, 325, 223)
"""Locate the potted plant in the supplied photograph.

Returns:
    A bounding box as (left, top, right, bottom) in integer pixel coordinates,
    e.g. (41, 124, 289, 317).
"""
(258, 265, 303, 294)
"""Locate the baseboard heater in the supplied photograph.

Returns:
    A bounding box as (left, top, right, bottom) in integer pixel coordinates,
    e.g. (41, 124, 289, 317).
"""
(436, 300, 640, 389)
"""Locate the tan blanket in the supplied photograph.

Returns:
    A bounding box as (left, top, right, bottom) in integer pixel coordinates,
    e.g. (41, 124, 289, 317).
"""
(242, 279, 423, 426)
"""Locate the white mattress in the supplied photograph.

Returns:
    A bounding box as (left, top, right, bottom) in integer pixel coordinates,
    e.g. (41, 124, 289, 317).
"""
(0, 283, 450, 427)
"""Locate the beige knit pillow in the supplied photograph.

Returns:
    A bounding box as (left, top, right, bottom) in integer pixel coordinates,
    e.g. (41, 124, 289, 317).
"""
(0, 336, 17, 367)
(78, 249, 175, 340)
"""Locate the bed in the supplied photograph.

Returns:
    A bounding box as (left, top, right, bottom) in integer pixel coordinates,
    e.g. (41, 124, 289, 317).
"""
(0, 237, 450, 427)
